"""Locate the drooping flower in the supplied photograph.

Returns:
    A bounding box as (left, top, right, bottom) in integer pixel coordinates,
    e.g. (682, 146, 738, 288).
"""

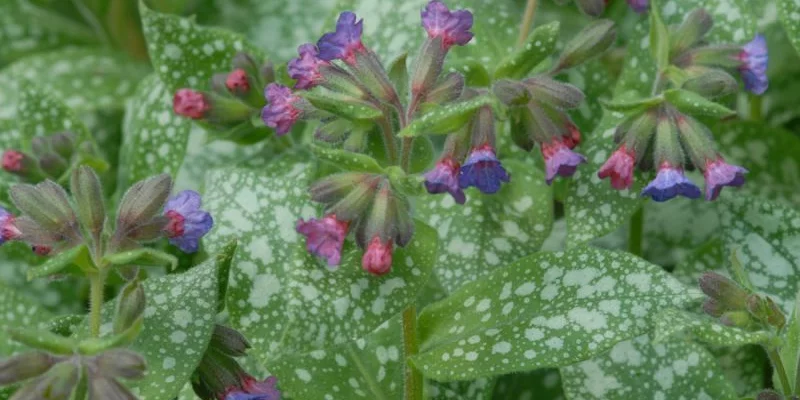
(703, 158, 747, 201)
(540, 138, 586, 184)
(626, 0, 649, 13)
(163, 190, 214, 253)
(641, 163, 702, 202)
(423, 157, 465, 204)
(317, 12, 365, 64)
(421, 1, 474, 50)
(362, 236, 393, 276)
(224, 376, 281, 400)
(598, 145, 636, 190)
(288, 44, 329, 90)
(296, 214, 349, 267)
(261, 84, 302, 135)
(225, 69, 250, 93)
(738, 35, 768, 95)
(2, 150, 24, 172)
(0, 207, 20, 245)
(173, 89, 210, 120)
(458, 144, 510, 194)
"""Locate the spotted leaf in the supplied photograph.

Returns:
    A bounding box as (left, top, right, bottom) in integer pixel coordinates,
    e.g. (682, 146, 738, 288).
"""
(653, 308, 772, 347)
(0, 281, 54, 357)
(492, 369, 564, 400)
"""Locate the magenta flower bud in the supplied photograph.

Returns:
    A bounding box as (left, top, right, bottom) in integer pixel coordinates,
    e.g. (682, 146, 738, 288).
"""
(362, 236, 393, 276)
(598, 145, 636, 190)
(224, 376, 281, 400)
(627, 0, 649, 13)
(738, 34, 768, 95)
(163, 190, 213, 253)
(261, 83, 302, 135)
(225, 69, 250, 94)
(703, 158, 747, 201)
(173, 89, 211, 120)
(421, 1, 474, 50)
(641, 162, 702, 202)
(0, 207, 21, 245)
(288, 44, 330, 90)
(458, 144, 510, 194)
(424, 157, 465, 204)
(541, 138, 586, 185)
(317, 11, 365, 65)
(2, 150, 24, 172)
(296, 214, 350, 268)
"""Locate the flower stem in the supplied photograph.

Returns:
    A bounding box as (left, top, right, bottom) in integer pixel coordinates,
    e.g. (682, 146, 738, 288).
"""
(517, 0, 539, 47)
(628, 206, 644, 257)
(769, 349, 792, 395)
(749, 94, 763, 121)
(401, 137, 415, 173)
(402, 305, 423, 400)
(88, 271, 107, 337)
(378, 115, 399, 165)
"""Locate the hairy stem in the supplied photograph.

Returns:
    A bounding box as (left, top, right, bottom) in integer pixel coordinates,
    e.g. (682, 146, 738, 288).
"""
(628, 206, 644, 257)
(517, 0, 539, 47)
(378, 115, 399, 165)
(88, 270, 107, 337)
(769, 349, 792, 395)
(401, 137, 415, 173)
(749, 94, 763, 121)
(402, 306, 423, 400)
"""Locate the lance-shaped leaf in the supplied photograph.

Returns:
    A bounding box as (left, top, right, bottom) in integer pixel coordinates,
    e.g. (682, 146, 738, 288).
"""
(300, 89, 383, 121)
(398, 96, 496, 138)
(26, 245, 91, 280)
(412, 247, 696, 381)
(8, 326, 77, 355)
(779, 0, 800, 55)
(601, 93, 664, 113)
(102, 248, 179, 270)
(311, 144, 385, 173)
(494, 22, 560, 79)
(776, 292, 800, 394)
(664, 89, 735, 118)
(649, 0, 670, 69)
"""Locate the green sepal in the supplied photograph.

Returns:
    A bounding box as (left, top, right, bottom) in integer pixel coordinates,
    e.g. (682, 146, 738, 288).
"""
(664, 88, 736, 118)
(77, 316, 144, 355)
(494, 21, 560, 79)
(398, 95, 496, 137)
(7, 327, 78, 355)
(300, 90, 383, 121)
(311, 144, 385, 173)
(102, 247, 179, 270)
(649, 0, 670, 70)
(27, 245, 92, 280)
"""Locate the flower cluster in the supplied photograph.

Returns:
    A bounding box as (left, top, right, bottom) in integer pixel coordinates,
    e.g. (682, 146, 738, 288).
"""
(2, 132, 81, 183)
(699, 271, 785, 330)
(597, 8, 761, 202)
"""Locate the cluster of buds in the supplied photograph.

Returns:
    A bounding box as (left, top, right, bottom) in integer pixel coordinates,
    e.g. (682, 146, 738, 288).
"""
(2, 132, 82, 182)
(556, 0, 649, 16)
(597, 8, 763, 202)
(0, 167, 213, 260)
(190, 325, 280, 400)
(173, 52, 277, 143)
(699, 271, 785, 330)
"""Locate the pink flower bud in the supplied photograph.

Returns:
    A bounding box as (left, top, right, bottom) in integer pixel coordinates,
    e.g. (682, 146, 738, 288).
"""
(362, 236, 393, 276)
(598, 145, 636, 190)
(2, 150, 24, 172)
(173, 89, 210, 120)
(225, 69, 250, 94)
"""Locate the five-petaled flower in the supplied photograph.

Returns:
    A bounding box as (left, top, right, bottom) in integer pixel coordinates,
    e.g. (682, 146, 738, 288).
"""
(296, 214, 349, 267)
(317, 12, 365, 64)
(288, 44, 329, 90)
(173, 89, 210, 120)
(421, 0, 474, 50)
(598, 145, 636, 190)
(362, 236, 393, 276)
(703, 158, 747, 201)
(458, 144, 510, 194)
(738, 35, 768, 95)
(540, 138, 586, 185)
(424, 157, 466, 204)
(261, 84, 302, 135)
(641, 162, 702, 202)
(163, 190, 214, 253)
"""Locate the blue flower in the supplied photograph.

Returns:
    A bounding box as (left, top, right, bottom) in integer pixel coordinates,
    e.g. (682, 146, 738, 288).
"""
(739, 35, 768, 95)
(541, 138, 586, 185)
(163, 190, 213, 253)
(641, 163, 702, 202)
(317, 12, 365, 64)
(458, 144, 510, 194)
(424, 157, 466, 204)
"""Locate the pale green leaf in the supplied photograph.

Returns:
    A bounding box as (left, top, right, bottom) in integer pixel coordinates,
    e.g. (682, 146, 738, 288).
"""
(398, 96, 497, 138)
(17, 83, 91, 144)
(653, 308, 773, 346)
(494, 22, 560, 80)
(413, 247, 697, 381)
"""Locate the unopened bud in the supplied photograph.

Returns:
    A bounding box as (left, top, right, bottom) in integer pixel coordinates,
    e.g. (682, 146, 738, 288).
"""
(71, 166, 106, 238)
(326, 175, 382, 221)
(88, 375, 139, 400)
(670, 9, 713, 58)
(50, 133, 76, 160)
(423, 72, 465, 105)
(113, 280, 146, 334)
(699, 272, 748, 310)
(93, 349, 146, 380)
(575, 0, 606, 17)
(38, 153, 69, 179)
(522, 77, 585, 109)
(702, 298, 725, 317)
(492, 79, 530, 106)
(309, 172, 371, 204)
(765, 297, 786, 329)
(674, 45, 740, 69)
(10, 181, 78, 233)
(719, 310, 752, 328)
(2, 150, 42, 180)
(225, 69, 251, 94)
(31, 137, 49, 157)
(232, 52, 258, 75)
(174, 89, 211, 120)
(756, 389, 785, 400)
(22, 361, 80, 400)
(556, 19, 616, 71)
(0, 351, 56, 385)
(411, 37, 447, 103)
(210, 325, 251, 358)
(261, 60, 276, 85)
(509, 108, 536, 152)
(343, 129, 368, 153)
(681, 68, 737, 99)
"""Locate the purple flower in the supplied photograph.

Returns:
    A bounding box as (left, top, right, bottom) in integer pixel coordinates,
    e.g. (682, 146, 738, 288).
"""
(173, 89, 210, 120)
(424, 157, 465, 204)
(362, 236, 393, 276)
(0, 207, 20, 245)
(296, 214, 349, 267)
(738, 35, 768, 95)
(421, 1, 474, 50)
(317, 12, 365, 64)
(261, 84, 302, 135)
(458, 144, 510, 194)
(598, 145, 636, 190)
(641, 163, 702, 202)
(541, 138, 586, 185)
(225, 376, 281, 400)
(163, 190, 213, 253)
(626, 0, 649, 13)
(704, 158, 747, 201)
(288, 44, 329, 90)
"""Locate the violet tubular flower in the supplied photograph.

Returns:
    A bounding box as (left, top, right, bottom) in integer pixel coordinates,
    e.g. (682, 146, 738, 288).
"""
(163, 190, 213, 253)
(288, 44, 329, 90)
(261, 84, 302, 135)
(641, 163, 702, 202)
(598, 145, 636, 190)
(225, 376, 281, 400)
(738, 34, 768, 95)
(703, 158, 748, 201)
(296, 214, 349, 268)
(541, 138, 586, 185)
(458, 144, 510, 194)
(423, 157, 466, 204)
(421, 0, 474, 50)
(317, 12, 365, 64)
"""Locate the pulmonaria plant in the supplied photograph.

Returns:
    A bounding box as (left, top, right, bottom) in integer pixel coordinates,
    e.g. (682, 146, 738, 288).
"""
(1, 132, 104, 184)
(597, 8, 764, 202)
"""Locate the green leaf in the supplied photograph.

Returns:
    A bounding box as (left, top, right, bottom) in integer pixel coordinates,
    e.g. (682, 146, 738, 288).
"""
(714, 345, 767, 397)
(301, 90, 383, 121)
(202, 166, 438, 361)
(664, 88, 736, 118)
(779, 0, 800, 56)
(388, 52, 409, 104)
(7, 326, 78, 355)
(412, 247, 697, 381)
(494, 22, 560, 79)
(139, 0, 266, 93)
(118, 74, 193, 192)
(601, 93, 664, 113)
(407, 136, 435, 174)
(427, 378, 495, 400)
(718, 194, 800, 313)
(560, 334, 738, 399)
(311, 144, 385, 173)
(492, 369, 564, 400)
(777, 292, 800, 394)
(653, 308, 773, 346)
(649, 0, 670, 69)
(398, 96, 496, 138)
(0, 282, 55, 357)
(76, 317, 143, 355)
(0, 48, 149, 119)
(17, 83, 91, 144)
(643, 199, 719, 267)
(414, 160, 553, 294)
(26, 245, 90, 280)
(102, 247, 179, 270)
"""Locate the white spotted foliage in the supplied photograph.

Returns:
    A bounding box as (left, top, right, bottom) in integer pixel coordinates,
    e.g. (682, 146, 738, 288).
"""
(653, 308, 772, 347)
(412, 247, 696, 381)
(779, 0, 800, 55)
(415, 160, 553, 294)
(0, 281, 54, 357)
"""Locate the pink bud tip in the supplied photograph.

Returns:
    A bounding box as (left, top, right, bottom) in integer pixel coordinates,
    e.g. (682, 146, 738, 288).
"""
(173, 89, 210, 120)
(598, 145, 636, 190)
(362, 236, 393, 276)
(225, 69, 250, 93)
(2, 150, 24, 172)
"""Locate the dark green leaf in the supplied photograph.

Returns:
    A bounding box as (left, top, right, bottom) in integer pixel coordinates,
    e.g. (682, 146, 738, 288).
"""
(664, 88, 735, 118)
(494, 22, 560, 79)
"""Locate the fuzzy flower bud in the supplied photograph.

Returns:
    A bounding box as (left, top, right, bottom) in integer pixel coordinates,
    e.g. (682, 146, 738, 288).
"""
(225, 69, 251, 94)
(0, 207, 21, 245)
(261, 84, 302, 135)
(699, 271, 748, 311)
(556, 19, 616, 71)
(575, 0, 606, 17)
(173, 89, 211, 119)
(362, 236, 393, 276)
(162, 190, 214, 253)
(296, 214, 349, 268)
(0, 351, 57, 385)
